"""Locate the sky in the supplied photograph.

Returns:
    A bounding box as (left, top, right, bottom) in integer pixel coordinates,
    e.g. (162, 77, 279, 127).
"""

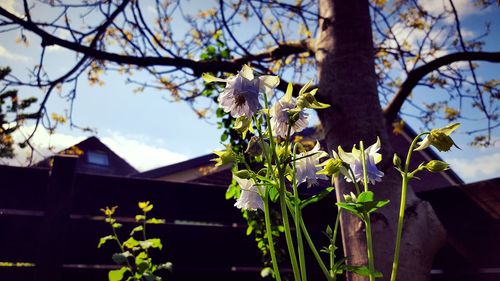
(0, 0, 499, 183)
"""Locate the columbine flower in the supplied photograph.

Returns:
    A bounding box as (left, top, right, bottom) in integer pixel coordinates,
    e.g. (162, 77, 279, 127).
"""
(317, 150, 347, 178)
(414, 123, 460, 152)
(202, 65, 280, 118)
(233, 176, 264, 211)
(270, 83, 308, 138)
(338, 138, 384, 185)
(212, 144, 235, 167)
(295, 141, 328, 187)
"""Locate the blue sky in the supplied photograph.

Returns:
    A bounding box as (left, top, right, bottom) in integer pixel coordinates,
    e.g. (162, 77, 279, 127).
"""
(0, 0, 499, 183)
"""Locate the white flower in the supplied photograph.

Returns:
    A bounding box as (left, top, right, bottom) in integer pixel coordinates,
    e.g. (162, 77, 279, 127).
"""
(202, 65, 280, 118)
(233, 176, 264, 211)
(270, 84, 308, 138)
(295, 141, 328, 187)
(338, 138, 384, 185)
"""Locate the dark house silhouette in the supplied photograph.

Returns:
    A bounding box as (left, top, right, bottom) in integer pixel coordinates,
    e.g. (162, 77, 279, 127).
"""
(36, 136, 138, 176)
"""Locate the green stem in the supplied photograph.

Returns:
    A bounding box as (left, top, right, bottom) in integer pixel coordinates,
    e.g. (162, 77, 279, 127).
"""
(292, 144, 307, 281)
(390, 133, 428, 281)
(360, 141, 375, 281)
(365, 216, 375, 281)
(109, 217, 134, 273)
(331, 209, 341, 279)
(279, 183, 301, 281)
(264, 191, 282, 281)
(287, 201, 333, 281)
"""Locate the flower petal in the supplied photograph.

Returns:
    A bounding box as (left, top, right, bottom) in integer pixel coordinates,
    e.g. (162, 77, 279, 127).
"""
(202, 73, 227, 83)
(240, 65, 254, 80)
(259, 75, 280, 89)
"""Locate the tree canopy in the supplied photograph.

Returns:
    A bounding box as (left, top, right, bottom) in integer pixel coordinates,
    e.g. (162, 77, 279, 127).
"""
(0, 0, 499, 158)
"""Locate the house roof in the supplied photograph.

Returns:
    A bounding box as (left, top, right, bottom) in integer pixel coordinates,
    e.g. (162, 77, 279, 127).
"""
(36, 136, 138, 176)
(134, 123, 464, 191)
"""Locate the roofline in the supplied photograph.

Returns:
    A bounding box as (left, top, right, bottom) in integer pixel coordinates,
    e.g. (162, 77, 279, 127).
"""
(132, 153, 216, 178)
(135, 123, 464, 185)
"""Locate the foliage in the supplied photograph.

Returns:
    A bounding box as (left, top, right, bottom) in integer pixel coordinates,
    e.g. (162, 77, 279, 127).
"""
(209, 66, 461, 280)
(98, 202, 172, 281)
(0, 1, 498, 157)
(0, 66, 38, 158)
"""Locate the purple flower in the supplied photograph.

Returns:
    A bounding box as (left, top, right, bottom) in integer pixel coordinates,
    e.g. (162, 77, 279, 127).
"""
(338, 138, 384, 185)
(270, 85, 308, 138)
(202, 65, 280, 118)
(295, 141, 328, 187)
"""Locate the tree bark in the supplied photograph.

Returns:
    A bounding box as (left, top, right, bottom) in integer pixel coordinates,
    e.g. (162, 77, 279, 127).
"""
(315, 0, 446, 280)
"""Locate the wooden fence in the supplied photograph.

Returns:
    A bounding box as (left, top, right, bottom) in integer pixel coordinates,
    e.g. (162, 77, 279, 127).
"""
(0, 156, 335, 281)
(1, 156, 498, 281)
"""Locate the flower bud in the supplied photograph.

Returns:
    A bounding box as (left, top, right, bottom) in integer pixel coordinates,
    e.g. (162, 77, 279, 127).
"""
(234, 169, 251, 179)
(393, 153, 401, 168)
(288, 111, 301, 123)
(245, 136, 263, 157)
(296, 95, 309, 109)
(317, 158, 343, 177)
(212, 144, 234, 167)
(424, 160, 449, 172)
(343, 192, 357, 203)
(428, 131, 455, 152)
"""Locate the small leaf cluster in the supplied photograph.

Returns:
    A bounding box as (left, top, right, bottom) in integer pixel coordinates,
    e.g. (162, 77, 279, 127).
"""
(98, 202, 171, 281)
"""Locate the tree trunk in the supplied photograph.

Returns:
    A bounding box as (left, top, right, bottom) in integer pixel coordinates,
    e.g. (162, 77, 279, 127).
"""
(315, 0, 446, 280)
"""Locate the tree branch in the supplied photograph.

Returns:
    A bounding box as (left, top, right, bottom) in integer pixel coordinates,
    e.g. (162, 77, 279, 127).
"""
(0, 6, 312, 78)
(384, 51, 500, 123)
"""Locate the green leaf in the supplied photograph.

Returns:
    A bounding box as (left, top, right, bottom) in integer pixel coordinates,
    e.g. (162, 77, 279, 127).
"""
(130, 225, 144, 236)
(260, 267, 273, 278)
(336, 202, 363, 220)
(112, 252, 132, 265)
(158, 262, 173, 272)
(135, 215, 146, 222)
(246, 224, 254, 235)
(206, 45, 216, 55)
(356, 191, 374, 203)
(146, 218, 165, 224)
(108, 267, 128, 281)
(140, 238, 163, 250)
(346, 265, 383, 278)
(136, 259, 151, 275)
(98, 235, 114, 248)
(123, 237, 140, 249)
(300, 187, 334, 209)
(268, 186, 279, 202)
(221, 49, 230, 59)
(225, 184, 238, 200)
(147, 238, 163, 250)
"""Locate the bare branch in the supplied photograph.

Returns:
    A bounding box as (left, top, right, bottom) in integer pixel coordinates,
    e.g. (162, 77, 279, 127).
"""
(384, 51, 500, 123)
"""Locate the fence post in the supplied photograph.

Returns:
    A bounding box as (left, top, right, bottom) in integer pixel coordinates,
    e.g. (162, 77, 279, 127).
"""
(35, 155, 78, 281)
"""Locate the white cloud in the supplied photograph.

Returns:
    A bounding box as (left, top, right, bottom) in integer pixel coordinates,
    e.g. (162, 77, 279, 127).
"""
(100, 131, 188, 172)
(419, 0, 484, 22)
(0, 45, 30, 62)
(0, 126, 188, 172)
(448, 152, 500, 183)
